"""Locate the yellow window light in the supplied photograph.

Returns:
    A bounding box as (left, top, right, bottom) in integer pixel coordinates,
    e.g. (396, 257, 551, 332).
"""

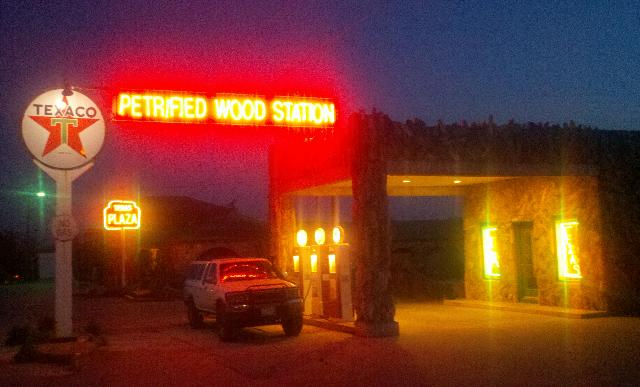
(482, 226, 500, 278)
(310, 254, 318, 273)
(328, 254, 336, 274)
(314, 227, 326, 245)
(556, 221, 582, 280)
(296, 229, 308, 247)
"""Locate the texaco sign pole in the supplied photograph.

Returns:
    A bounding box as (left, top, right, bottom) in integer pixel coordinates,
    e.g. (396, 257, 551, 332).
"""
(22, 88, 105, 338)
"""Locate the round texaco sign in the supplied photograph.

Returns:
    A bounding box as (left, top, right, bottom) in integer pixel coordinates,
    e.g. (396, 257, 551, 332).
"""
(22, 89, 105, 170)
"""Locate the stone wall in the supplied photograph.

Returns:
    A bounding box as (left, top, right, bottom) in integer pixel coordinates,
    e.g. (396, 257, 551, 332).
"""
(464, 176, 605, 310)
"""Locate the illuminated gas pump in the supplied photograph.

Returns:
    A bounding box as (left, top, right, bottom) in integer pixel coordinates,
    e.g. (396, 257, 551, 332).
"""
(309, 249, 323, 316)
(332, 226, 353, 322)
(295, 225, 353, 321)
(321, 247, 340, 318)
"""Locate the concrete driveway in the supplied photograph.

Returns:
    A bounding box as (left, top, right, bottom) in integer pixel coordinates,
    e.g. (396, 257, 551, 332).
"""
(1, 283, 639, 386)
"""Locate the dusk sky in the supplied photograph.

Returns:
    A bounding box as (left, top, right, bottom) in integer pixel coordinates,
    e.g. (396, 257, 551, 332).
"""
(1, 1, 639, 231)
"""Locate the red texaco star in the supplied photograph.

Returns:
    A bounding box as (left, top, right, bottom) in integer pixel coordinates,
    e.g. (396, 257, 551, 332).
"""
(29, 115, 100, 157)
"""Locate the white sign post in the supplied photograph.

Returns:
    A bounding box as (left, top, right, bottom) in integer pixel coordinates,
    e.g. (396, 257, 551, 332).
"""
(22, 88, 105, 338)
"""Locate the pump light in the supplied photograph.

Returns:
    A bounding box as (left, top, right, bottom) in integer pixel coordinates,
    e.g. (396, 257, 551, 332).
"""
(332, 226, 344, 244)
(296, 229, 308, 247)
(314, 228, 326, 245)
(328, 254, 337, 274)
(310, 254, 318, 273)
(292, 255, 300, 272)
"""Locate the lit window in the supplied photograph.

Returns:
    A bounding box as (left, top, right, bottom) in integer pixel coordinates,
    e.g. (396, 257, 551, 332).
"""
(310, 254, 318, 273)
(556, 221, 582, 280)
(482, 226, 500, 278)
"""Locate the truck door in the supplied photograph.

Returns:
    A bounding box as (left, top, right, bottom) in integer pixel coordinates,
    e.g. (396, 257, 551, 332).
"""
(200, 263, 218, 312)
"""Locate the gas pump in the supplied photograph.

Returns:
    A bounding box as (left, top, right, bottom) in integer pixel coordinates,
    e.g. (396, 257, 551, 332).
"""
(293, 226, 354, 321)
(333, 244, 353, 321)
(320, 246, 340, 318)
(309, 249, 323, 316)
(295, 230, 314, 315)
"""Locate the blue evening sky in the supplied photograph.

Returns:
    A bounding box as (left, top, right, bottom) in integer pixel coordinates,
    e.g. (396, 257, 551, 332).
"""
(0, 1, 638, 229)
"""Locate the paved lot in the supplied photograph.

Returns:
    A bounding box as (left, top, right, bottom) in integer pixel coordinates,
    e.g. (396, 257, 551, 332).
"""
(1, 282, 639, 386)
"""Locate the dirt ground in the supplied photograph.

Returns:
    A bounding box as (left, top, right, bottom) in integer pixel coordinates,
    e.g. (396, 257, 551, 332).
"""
(1, 282, 640, 386)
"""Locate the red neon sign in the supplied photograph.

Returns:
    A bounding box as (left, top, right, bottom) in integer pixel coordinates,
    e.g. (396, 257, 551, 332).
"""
(113, 91, 336, 128)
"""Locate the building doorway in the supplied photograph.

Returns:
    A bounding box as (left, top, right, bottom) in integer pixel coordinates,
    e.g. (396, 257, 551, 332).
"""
(513, 222, 538, 303)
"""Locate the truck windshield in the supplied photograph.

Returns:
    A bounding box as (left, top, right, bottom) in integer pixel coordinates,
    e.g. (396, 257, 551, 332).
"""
(220, 261, 280, 282)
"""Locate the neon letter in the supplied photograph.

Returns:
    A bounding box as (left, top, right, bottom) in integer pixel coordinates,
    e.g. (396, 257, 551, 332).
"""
(195, 97, 207, 119)
(272, 100, 284, 122)
(118, 94, 131, 116)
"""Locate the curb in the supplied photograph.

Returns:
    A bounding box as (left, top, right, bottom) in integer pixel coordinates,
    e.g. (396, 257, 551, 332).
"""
(444, 299, 609, 319)
(303, 317, 356, 334)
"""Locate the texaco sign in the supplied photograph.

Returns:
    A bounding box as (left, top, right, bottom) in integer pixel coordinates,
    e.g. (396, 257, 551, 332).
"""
(22, 89, 105, 170)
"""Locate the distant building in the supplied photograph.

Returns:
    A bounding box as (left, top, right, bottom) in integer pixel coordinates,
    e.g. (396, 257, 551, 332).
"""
(74, 196, 267, 288)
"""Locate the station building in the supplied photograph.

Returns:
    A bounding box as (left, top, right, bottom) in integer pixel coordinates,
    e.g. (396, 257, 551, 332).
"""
(269, 112, 640, 336)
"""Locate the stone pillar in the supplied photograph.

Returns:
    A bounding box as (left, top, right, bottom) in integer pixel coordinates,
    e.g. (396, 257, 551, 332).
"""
(268, 146, 295, 272)
(350, 113, 399, 336)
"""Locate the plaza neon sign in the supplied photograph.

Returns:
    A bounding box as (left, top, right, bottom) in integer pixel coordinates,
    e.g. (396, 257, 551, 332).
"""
(113, 91, 336, 128)
(103, 200, 141, 231)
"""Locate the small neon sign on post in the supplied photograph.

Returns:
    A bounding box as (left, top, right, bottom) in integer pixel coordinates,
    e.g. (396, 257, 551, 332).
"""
(556, 220, 582, 280)
(103, 200, 141, 288)
(482, 226, 501, 278)
(103, 200, 141, 230)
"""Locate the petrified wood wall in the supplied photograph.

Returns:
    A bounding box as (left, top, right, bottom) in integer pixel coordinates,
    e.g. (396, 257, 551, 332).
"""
(464, 176, 605, 310)
(350, 113, 399, 336)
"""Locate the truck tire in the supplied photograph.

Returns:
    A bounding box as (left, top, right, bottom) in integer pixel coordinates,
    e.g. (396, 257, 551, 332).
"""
(282, 315, 303, 336)
(187, 299, 204, 329)
(216, 303, 237, 342)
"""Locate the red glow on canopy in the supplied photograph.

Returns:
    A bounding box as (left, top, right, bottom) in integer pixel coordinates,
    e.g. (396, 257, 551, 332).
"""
(96, 38, 352, 120)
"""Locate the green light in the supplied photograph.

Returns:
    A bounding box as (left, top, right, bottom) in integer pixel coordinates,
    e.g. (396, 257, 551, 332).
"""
(482, 226, 501, 278)
(36, 192, 46, 197)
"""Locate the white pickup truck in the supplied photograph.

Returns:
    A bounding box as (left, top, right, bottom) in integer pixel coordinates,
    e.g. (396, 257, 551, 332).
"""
(183, 257, 303, 341)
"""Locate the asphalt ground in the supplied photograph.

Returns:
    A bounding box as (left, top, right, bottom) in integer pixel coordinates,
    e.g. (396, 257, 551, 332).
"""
(1, 282, 639, 386)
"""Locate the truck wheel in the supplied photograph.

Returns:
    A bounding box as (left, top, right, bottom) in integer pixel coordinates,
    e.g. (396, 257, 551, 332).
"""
(187, 299, 204, 329)
(282, 315, 303, 336)
(216, 303, 237, 342)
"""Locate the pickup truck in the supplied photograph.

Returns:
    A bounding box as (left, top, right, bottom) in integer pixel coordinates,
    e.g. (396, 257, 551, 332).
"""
(183, 257, 303, 341)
